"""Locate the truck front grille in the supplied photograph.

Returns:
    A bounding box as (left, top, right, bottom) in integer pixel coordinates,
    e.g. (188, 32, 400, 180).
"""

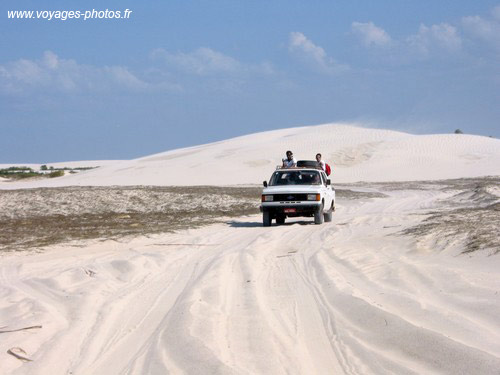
(272, 194, 308, 202)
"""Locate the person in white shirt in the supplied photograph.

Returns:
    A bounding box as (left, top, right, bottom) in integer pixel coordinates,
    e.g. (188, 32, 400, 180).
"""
(282, 150, 297, 168)
(316, 153, 326, 171)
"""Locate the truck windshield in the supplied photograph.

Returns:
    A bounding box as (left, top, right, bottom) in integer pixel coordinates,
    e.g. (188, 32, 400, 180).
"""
(269, 170, 321, 186)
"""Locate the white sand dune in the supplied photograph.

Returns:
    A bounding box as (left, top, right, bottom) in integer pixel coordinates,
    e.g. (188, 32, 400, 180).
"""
(1, 123, 499, 189)
(1, 184, 499, 374)
(1, 123, 499, 374)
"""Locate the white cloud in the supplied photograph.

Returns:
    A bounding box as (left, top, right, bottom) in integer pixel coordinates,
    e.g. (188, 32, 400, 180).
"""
(407, 23, 462, 57)
(289, 32, 326, 64)
(351, 22, 392, 47)
(0, 48, 276, 98)
(152, 47, 241, 75)
(492, 5, 500, 21)
(105, 66, 150, 90)
(152, 47, 273, 76)
(0, 51, 173, 96)
(288, 32, 348, 74)
(462, 12, 500, 47)
(462, 16, 497, 39)
(42, 50, 59, 70)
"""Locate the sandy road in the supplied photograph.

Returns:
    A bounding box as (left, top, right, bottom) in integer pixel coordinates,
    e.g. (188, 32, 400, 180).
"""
(1, 186, 500, 374)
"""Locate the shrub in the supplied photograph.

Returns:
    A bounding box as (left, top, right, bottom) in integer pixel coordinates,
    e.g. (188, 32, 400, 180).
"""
(49, 170, 64, 178)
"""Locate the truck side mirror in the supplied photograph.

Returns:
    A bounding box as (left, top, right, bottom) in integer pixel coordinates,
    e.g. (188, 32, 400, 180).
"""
(263, 181, 268, 187)
(326, 179, 331, 185)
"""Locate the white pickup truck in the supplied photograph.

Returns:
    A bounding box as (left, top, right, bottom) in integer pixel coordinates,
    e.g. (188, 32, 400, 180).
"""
(260, 164, 335, 226)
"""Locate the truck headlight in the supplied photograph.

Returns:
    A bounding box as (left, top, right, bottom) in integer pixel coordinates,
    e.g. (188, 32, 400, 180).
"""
(307, 194, 321, 201)
(262, 195, 273, 202)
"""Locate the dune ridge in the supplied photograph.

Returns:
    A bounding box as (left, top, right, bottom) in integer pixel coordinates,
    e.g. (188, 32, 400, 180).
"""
(1, 123, 499, 189)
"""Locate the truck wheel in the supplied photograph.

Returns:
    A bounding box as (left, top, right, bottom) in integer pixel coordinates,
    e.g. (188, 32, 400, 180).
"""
(276, 215, 285, 225)
(324, 203, 333, 222)
(314, 204, 324, 224)
(263, 211, 272, 227)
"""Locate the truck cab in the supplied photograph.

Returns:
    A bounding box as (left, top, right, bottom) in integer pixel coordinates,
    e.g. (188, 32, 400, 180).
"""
(260, 164, 335, 226)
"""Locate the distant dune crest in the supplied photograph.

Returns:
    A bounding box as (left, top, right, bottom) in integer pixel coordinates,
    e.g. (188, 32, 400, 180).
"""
(1, 123, 499, 188)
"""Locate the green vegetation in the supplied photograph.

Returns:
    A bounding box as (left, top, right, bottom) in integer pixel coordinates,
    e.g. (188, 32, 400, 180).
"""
(0, 165, 98, 180)
(0, 186, 262, 251)
(0, 166, 33, 172)
(0, 167, 39, 180)
(49, 170, 65, 178)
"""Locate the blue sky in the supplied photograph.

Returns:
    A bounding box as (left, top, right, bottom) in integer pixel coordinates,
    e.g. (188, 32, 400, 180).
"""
(1, 0, 499, 162)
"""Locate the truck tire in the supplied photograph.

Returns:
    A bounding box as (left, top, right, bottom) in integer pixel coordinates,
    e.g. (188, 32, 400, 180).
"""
(324, 202, 333, 222)
(276, 215, 285, 225)
(263, 211, 272, 227)
(314, 204, 324, 225)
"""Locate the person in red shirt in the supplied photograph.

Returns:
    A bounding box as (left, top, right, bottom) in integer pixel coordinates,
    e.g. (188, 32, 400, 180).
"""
(316, 153, 332, 176)
(315, 153, 326, 171)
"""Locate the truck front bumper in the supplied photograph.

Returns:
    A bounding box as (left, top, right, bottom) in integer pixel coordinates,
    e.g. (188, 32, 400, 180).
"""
(260, 202, 322, 217)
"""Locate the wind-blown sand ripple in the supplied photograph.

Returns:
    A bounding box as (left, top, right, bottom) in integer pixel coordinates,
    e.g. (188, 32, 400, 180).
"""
(1, 179, 499, 374)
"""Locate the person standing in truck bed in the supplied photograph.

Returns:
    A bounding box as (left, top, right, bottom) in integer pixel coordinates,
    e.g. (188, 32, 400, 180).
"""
(316, 153, 332, 176)
(282, 150, 297, 168)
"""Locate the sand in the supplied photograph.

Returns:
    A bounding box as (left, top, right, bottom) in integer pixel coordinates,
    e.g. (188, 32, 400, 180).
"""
(1, 123, 499, 189)
(0, 124, 499, 374)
